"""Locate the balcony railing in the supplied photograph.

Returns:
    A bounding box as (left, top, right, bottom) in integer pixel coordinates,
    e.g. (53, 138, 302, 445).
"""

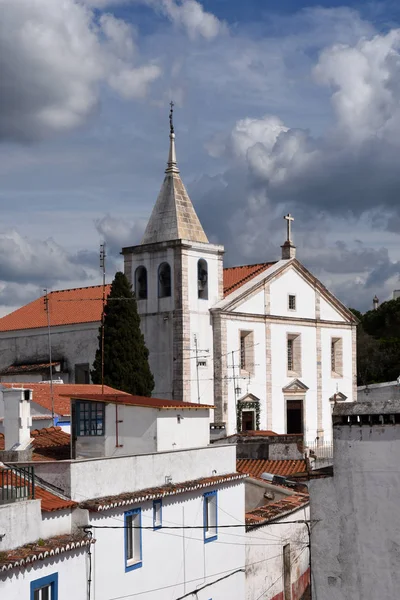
(304, 441, 333, 469)
(0, 465, 35, 505)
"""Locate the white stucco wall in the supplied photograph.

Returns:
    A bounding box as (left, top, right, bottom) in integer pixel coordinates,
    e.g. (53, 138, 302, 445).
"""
(0, 323, 99, 384)
(310, 423, 400, 600)
(0, 500, 42, 551)
(245, 505, 310, 600)
(319, 296, 346, 322)
(0, 550, 89, 600)
(89, 480, 245, 600)
(156, 410, 210, 451)
(270, 269, 316, 320)
(40, 510, 73, 539)
(34, 444, 237, 501)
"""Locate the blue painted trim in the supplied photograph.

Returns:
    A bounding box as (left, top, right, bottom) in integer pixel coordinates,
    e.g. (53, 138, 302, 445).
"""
(124, 508, 142, 572)
(30, 573, 58, 600)
(203, 490, 218, 543)
(153, 499, 162, 530)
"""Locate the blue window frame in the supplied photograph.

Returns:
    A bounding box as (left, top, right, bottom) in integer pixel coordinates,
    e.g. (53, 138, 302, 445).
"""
(153, 499, 162, 530)
(75, 401, 105, 436)
(203, 490, 218, 543)
(125, 508, 142, 571)
(31, 573, 58, 600)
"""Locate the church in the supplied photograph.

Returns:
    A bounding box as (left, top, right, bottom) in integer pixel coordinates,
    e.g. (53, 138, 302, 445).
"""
(122, 109, 357, 442)
(0, 110, 357, 442)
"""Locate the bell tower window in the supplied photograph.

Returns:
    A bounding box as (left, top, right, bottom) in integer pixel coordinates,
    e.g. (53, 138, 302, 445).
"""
(198, 259, 208, 300)
(135, 266, 148, 300)
(158, 262, 171, 298)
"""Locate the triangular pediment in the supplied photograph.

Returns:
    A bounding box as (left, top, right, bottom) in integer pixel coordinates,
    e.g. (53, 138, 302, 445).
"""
(329, 391, 347, 402)
(237, 393, 260, 403)
(282, 379, 309, 393)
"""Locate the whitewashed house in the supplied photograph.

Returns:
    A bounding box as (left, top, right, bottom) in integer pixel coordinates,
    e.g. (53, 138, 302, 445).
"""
(122, 110, 357, 442)
(310, 399, 400, 600)
(2, 386, 247, 600)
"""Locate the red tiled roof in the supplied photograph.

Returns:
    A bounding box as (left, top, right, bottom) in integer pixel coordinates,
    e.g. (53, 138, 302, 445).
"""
(80, 473, 247, 512)
(66, 392, 214, 410)
(237, 459, 308, 479)
(0, 426, 71, 462)
(1, 382, 126, 416)
(0, 534, 94, 572)
(245, 492, 309, 529)
(223, 263, 276, 297)
(0, 361, 61, 375)
(0, 284, 111, 332)
(0, 464, 76, 512)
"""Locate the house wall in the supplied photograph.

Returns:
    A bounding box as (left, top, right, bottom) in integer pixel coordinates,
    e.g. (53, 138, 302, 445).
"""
(40, 510, 73, 539)
(33, 444, 237, 501)
(0, 322, 99, 384)
(89, 480, 245, 600)
(0, 550, 89, 600)
(245, 505, 310, 600)
(156, 410, 210, 451)
(310, 423, 400, 600)
(0, 499, 42, 551)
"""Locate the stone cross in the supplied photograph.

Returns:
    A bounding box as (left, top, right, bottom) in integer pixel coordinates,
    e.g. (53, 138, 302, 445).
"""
(284, 213, 294, 242)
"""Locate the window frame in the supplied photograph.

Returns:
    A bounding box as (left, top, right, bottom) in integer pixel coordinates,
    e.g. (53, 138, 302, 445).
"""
(287, 333, 302, 376)
(288, 294, 296, 311)
(153, 499, 162, 530)
(125, 508, 143, 571)
(331, 337, 343, 377)
(239, 330, 254, 374)
(203, 490, 218, 543)
(197, 258, 208, 300)
(158, 262, 172, 298)
(75, 400, 105, 437)
(31, 573, 58, 600)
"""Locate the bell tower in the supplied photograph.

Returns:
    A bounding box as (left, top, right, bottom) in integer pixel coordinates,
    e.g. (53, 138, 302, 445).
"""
(122, 105, 224, 402)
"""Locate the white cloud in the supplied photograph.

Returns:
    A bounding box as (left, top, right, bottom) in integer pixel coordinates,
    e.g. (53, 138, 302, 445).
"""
(0, 0, 160, 141)
(95, 215, 145, 252)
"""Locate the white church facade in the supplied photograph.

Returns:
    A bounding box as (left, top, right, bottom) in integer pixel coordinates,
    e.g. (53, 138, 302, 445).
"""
(122, 108, 357, 442)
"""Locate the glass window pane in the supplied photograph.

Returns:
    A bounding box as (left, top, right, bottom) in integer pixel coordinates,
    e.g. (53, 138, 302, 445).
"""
(126, 515, 133, 560)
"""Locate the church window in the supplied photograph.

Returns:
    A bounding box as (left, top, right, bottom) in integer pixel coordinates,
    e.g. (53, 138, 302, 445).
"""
(239, 330, 254, 374)
(158, 262, 171, 298)
(135, 266, 148, 300)
(331, 337, 343, 377)
(198, 259, 208, 299)
(287, 334, 302, 376)
(288, 294, 296, 310)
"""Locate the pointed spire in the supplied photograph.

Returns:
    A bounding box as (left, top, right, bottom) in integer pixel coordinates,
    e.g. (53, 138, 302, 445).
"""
(166, 101, 179, 174)
(141, 104, 209, 245)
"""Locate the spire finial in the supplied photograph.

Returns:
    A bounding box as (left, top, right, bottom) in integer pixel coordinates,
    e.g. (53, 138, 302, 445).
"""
(166, 101, 179, 173)
(169, 100, 174, 135)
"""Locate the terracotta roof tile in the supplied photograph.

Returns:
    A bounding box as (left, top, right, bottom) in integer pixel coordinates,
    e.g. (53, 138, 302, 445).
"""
(0, 464, 76, 512)
(1, 382, 126, 416)
(66, 392, 214, 410)
(0, 426, 71, 461)
(237, 459, 308, 479)
(223, 263, 276, 297)
(80, 472, 247, 512)
(245, 492, 309, 529)
(0, 534, 94, 572)
(0, 361, 61, 375)
(0, 284, 111, 332)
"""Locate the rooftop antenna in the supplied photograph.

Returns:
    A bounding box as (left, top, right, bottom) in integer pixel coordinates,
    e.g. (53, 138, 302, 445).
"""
(100, 243, 106, 395)
(43, 289, 55, 426)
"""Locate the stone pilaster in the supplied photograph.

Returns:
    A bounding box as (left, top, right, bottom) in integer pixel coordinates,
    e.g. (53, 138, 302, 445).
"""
(213, 312, 228, 423)
(265, 322, 272, 430)
(172, 249, 191, 402)
(352, 325, 357, 402)
(316, 326, 323, 439)
(123, 253, 133, 286)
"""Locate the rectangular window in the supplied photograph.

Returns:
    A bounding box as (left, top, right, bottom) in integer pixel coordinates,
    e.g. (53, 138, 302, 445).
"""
(331, 337, 343, 377)
(31, 573, 58, 600)
(74, 363, 90, 384)
(75, 401, 105, 436)
(287, 334, 302, 376)
(125, 508, 142, 571)
(288, 294, 296, 311)
(153, 499, 162, 530)
(204, 490, 218, 543)
(239, 330, 254, 373)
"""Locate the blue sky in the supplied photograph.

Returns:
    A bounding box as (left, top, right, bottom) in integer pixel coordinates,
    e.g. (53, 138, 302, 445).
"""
(2, 0, 400, 313)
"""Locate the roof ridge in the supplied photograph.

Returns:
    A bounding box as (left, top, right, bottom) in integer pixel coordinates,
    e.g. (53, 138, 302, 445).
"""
(49, 283, 112, 295)
(224, 262, 275, 271)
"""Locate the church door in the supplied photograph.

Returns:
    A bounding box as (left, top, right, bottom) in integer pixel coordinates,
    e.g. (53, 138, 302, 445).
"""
(286, 399, 304, 434)
(241, 410, 255, 431)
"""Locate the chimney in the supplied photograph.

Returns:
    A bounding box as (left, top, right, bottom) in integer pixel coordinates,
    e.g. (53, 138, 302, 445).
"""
(373, 295, 379, 311)
(0, 387, 33, 461)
